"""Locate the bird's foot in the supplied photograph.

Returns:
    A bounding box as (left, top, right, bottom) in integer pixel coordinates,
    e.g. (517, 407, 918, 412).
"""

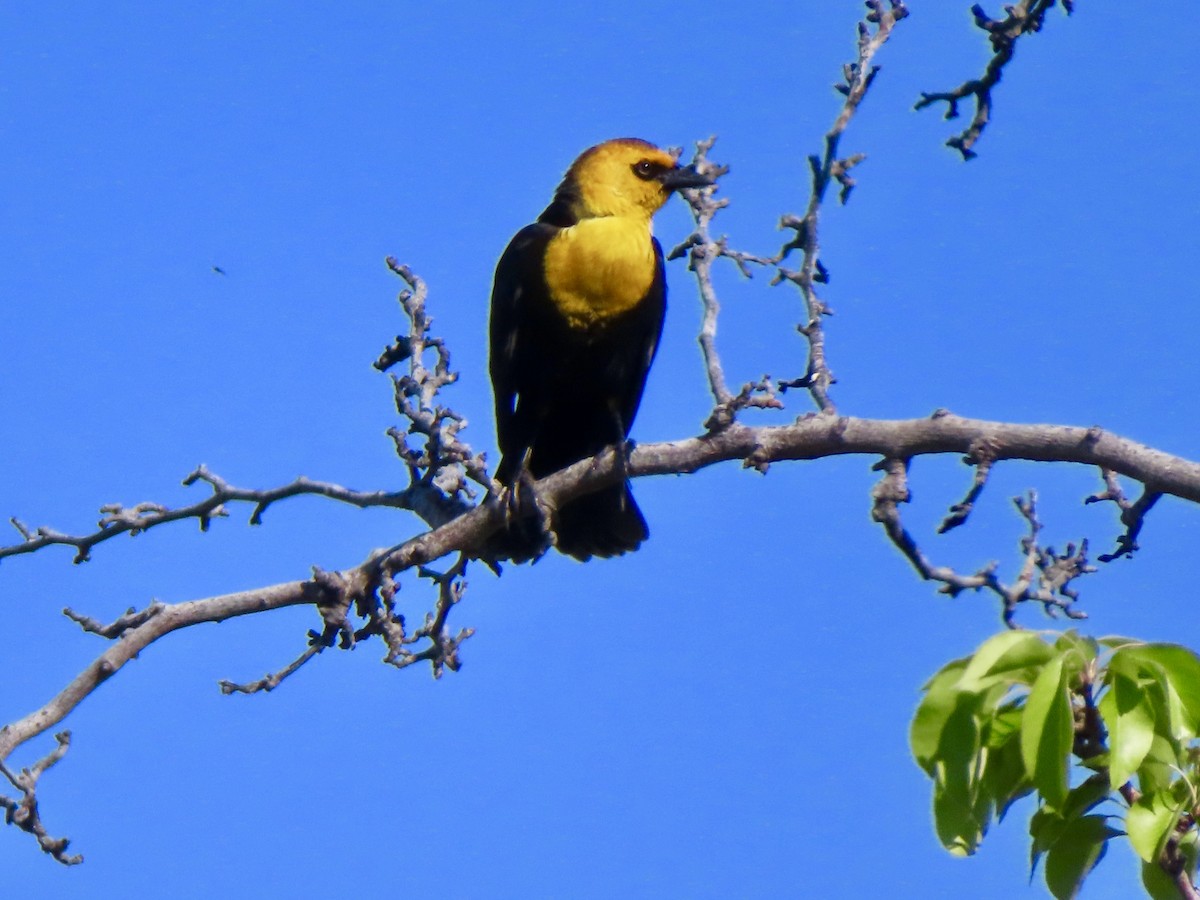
(504, 469, 557, 563)
(616, 439, 636, 479)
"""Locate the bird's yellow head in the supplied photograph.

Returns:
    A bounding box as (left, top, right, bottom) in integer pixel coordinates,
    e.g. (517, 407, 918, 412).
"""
(542, 138, 714, 224)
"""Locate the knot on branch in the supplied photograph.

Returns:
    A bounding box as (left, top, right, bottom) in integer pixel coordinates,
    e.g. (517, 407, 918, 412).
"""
(312, 566, 357, 647)
(705, 377, 784, 433)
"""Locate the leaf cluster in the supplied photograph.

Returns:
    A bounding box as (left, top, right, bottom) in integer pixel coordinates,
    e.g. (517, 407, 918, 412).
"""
(911, 631, 1200, 898)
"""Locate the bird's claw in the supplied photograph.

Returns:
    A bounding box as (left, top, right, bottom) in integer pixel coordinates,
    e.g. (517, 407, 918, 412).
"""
(503, 469, 558, 563)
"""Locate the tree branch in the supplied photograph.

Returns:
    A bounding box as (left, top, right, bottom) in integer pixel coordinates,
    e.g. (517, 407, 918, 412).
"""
(668, 139, 784, 431)
(669, 2, 908, 429)
(774, 0, 909, 413)
(0, 466, 454, 565)
(1085, 468, 1162, 562)
(6, 413, 1192, 737)
(3, 395, 1197, 863)
(0, 732, 80, 865)
(915, 0, 1075, 159)
(381, 258, 493, 502)
(871, 459, 1093, 624)
(1, 256, 491, 569)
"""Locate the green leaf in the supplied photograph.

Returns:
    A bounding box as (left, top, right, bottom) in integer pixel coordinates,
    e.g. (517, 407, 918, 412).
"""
(933, 778, 988, 857)
(919, 655, 972, 693)
(1029, 806, 1067, 878)
(981, 725, 1032, 822)
(1126, 793, 1180, 863)
(1044, 814, 1116, 900)
(959, 631, 1054, 691)
(1138, 734, 1181, 796)
(1143, 662, 1188, 745)
(983, 702, 1024, 748)
(1127, 644, 1200, 734)
(1098, 635, 1143, 651)
(1028, 778, 1117, 882)
(1141, 859, 1182, 900)
(931, 695, 986, 855)
(1182, 828, 1200, 879)
(1159, 677, 1190, 744)
(1099, 671, 1156, 789)
(1060, 774, 1113, 822)
(1054, 630, 1098, 664)
(911, 659, 970, 774)
(1021, 655, 1073, 809)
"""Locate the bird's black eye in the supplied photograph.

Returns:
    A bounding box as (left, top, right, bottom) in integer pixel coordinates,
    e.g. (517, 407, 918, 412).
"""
(632, 159, 658, 180)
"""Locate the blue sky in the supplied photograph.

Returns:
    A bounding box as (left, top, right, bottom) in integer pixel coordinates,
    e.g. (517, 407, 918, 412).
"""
(2, 3, 1197, 898)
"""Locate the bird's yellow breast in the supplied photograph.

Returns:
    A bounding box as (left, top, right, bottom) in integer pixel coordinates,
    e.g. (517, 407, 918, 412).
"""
(542, 217, 656, 329)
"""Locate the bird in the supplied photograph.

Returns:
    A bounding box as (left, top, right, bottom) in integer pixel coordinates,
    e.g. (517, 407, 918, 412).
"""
(489, 138, 714, 561)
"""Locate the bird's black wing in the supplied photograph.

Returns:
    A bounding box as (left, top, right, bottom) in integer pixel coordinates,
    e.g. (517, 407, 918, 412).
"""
(489, 222, 558, 483)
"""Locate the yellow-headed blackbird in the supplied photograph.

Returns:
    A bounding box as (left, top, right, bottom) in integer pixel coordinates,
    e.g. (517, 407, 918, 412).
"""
(490, 138, 714, 561)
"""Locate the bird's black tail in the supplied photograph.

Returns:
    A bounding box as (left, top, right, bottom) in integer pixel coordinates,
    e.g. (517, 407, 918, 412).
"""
(485, 480, 648, 564)
(554, 481, 647, 561)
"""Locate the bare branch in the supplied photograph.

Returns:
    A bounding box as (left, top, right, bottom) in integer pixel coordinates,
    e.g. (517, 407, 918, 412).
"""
(0, 733, 81, 865)
(774, 0, 909, 413)
(1, 260, 494, 570)
(670, 5, 907, 429)
(667, 137, 735, 413)
(939, 449, 995, 533)
(218, 641, 327, 695)
(1, 466, 454, 565)
(1010, 491, 1094, 624)
(871, 456, 1004, 598)
(915, 0, 1075, 159)
(63, 602, 166, 638)
(382, 258, 493, 501)
(4, 407, 1199, 860)
(669, 138, 782, 431)
(1085, 469, 1163, 562)
(871, 461, 1094, 624)
(392, 555, 473, 677)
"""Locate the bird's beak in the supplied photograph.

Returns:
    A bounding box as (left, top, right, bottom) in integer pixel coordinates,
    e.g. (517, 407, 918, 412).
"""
(658, 164, 716, 191)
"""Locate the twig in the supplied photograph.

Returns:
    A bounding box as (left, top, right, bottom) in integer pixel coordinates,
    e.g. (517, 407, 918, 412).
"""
(2, 467, 462, 565)
(1085, 468, 1162, 561)
(63, 602, 166, 638)
(914, 1, 1076, 159)
(382, 259, 492, 500)
(871, 460, 1093, 625)
(218, 642, 327, 695)
(1011, 491, 1094, 624)
(774, 0, 909, 413)
(668, 138, 735, 413)
(389, 554, 473, 677)
(938, 438, 995, 532)
(0, 732, 80, 865)
(2, 261, 492, 569)
(669, 138, 782, 431)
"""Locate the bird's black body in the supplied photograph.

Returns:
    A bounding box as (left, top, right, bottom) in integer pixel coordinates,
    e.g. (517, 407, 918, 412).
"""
(490, 223, 665, 559)
(488, 138, 712, 562)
